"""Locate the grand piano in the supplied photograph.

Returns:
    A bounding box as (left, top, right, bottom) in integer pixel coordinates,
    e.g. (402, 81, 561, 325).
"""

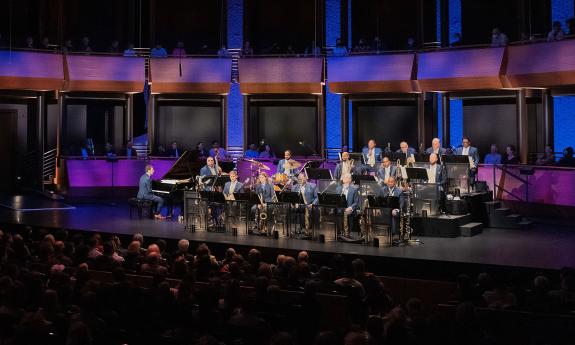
(151, 151, 203, 211)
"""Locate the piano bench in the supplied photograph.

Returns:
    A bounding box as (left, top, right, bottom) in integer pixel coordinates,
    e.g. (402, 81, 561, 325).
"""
(128, 198, 154, 219)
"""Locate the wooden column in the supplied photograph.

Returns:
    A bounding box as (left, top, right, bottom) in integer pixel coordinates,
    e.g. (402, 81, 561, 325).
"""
(441, 93, 451, 148)
(317, 95, 325, 157)
(125, 93, 134, 144)
(516, 89, 529, 164)
(147, 94, 156, 154)
(542, 89, 554, 147)
(36, 92, 46, 190)
(417, 92, 426, 149)
(341, 95, 349, 149)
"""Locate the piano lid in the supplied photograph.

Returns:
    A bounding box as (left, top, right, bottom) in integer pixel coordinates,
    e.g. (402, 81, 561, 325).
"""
(157, 150, 201, 180)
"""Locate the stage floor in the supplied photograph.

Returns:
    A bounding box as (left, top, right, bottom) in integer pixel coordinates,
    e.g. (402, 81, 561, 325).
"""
(0, 197, 574, 274)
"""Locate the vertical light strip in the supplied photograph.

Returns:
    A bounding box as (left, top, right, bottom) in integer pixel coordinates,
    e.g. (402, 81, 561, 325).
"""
(325, 0, 343, 154)
(227, 0, 243, 148)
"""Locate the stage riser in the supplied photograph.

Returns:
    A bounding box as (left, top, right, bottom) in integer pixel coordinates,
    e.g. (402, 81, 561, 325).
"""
(411, 214, 472, 238)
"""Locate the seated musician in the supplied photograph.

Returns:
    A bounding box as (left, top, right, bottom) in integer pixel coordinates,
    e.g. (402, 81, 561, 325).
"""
(196, 142, 209, 158)
(277, 150, 296, 177)
(397, 141, 417, 161)
(200, 157, 223, 226)
(362, 139, 382, 172)
(251, 172, 276, 232)
(223, 170, 244, 198)
(137, 165, 165, 219)
(336, 173, 360, 240)
(376, 156, 397, 184)
(209, 140, 227, 160)
(379, 176, 404, 235)
(291, 173, 318, 236)
(335, 152, 360, 180)
(455, 137, 479, 187)
(425, 138, 446, 156)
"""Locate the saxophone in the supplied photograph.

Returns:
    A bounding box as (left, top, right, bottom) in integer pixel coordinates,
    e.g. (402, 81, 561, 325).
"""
(257, 192, 268, 233)
(359, 196, 370, 239)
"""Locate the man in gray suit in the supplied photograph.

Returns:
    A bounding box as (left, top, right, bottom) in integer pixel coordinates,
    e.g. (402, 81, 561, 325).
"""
(425, 137, 447, 156)
(137, 165, 165, 219)
(291, 173, 318, 236)
(335, 173, 360, 239)
(455, 137, 479, 187)
(376, 156, 397, 184)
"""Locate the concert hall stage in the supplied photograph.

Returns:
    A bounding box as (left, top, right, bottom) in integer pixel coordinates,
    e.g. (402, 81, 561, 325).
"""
(1, 196, 573, 280)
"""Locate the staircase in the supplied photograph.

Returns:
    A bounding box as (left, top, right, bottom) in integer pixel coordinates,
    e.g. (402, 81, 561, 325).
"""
(484, 200, 533, 229)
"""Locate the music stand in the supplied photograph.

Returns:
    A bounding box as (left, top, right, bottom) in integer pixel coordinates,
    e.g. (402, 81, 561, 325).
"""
(213, 175, 231, 189)
(347, 152, 364, 164)
(219, 161, 236, 173)
(389, 152, 407, 166)
(318, 179, 339, 194)
(279, 191, 303, 204)
(442, 155, 470, 194)
(406, 167, 428, 182)
(441, 155, 470, 164)
(352, 174, 376, 185)
(306, 168, 332, 181)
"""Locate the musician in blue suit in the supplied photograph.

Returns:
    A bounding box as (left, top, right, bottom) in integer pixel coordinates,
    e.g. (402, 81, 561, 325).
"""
(222, 170, 244, 196)
(251, 172, 276, 233)
(291, 173, 318, 235)
(362, 139, 382, 172)
(425, 138, 447, 156)
(137, 165, 165, 219)
(334, 152, 361, 180)
(277, 150, 297, 176)
(376, 156, 397, 184)
(396, 141, 417, 160)
(455, 137, 479, 188)
(426, 153, 444, 185)
(199, 157, 222, 191)
(379, 176, 404, 235)
(335, 173, 360, 239)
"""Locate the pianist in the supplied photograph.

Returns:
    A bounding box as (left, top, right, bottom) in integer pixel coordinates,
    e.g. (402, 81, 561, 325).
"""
(137, 165, 166, 219)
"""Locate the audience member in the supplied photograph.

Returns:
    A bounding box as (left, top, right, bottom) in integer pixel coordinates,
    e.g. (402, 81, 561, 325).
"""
(123, 43, 137, 56)
(172, 40, 187, 57)
(484, 144, 502, 164)
(217, 45, 230, 57)
(151, 42, 168, 58)
(24, 35, 35, 49)
(501, 144, 520, 164)
(79, 36, 92, 53)
(490, 28, 508, 47)
(548, 21, 565, 42)
(535, 145, 555, 165)
(451, 33, 463, 46)
(242, 41, 254, 56)
(258, 144, 276, 159)
(244, 143, 260, 158)
(557, 146, 575, 167)
(107, 40, 120, 54)
(332, 38, 348, 56)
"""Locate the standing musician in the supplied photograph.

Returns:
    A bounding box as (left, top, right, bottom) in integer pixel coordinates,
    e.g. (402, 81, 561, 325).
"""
(362, 139, 382, 172)
(209, 140, 227, 160)
(251, 172, 276, 233)
(335, 151, 360, 180)
(376, 156, 397, 184)
(137, 165, 166, 219)
(455, 137, 479, 188)
(379, 176, 404, 235)
(291, 173, 318, 236)
(277, 150, 297, 177)
(397, 141, 417, 161)
(336, 173, 360, 239)
(426, 153, 444, 185)
(223, 170, 244, 199)
(200, 156, 222, 179)
(425, 138, 447, 156)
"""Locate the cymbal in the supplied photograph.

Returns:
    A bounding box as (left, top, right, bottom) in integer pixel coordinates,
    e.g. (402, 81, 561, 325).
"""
(283, 159, 302, 170)
(244, 158, 272, 171)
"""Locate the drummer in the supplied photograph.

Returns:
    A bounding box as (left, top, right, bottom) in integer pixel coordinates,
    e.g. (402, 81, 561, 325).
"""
(277, 150, 299, 177)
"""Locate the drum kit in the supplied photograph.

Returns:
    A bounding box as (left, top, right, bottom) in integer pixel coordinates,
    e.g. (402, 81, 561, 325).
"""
(243, 158, 302, 190)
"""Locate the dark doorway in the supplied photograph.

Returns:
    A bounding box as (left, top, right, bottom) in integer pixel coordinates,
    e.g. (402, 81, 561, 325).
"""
(0, 110, 17, 192)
